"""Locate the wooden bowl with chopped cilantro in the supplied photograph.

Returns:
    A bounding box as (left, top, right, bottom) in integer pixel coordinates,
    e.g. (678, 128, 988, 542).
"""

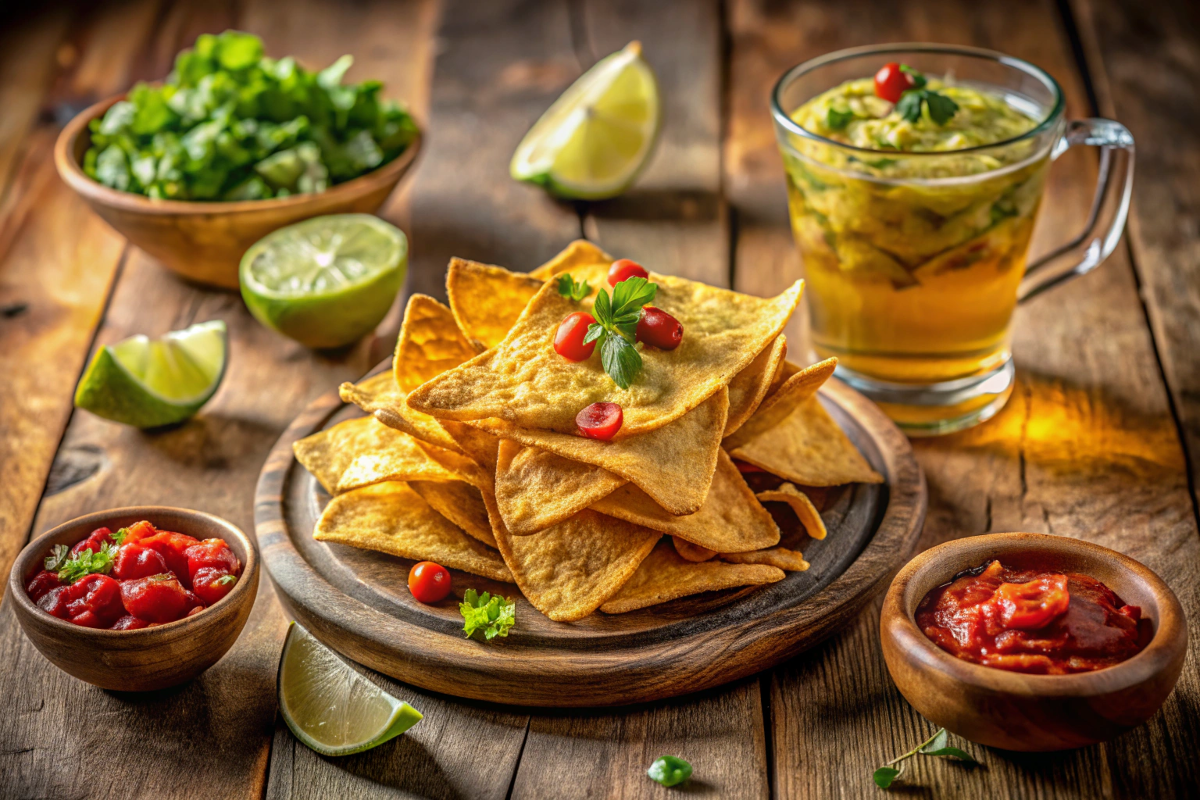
(54, 30, 422, 289)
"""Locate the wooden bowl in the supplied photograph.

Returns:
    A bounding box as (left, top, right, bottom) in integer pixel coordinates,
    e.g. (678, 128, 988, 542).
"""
(880, 532, 1187, 751)
(9, 507, 259, 692)
(54, 94, 422, 289)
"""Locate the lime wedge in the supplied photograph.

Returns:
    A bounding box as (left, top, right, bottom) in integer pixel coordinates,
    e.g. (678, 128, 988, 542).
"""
(511, 41, 660, 200)
(74, 320, 226, 428)
(240, 214, 407, 349)
(277, 622, 423, 757)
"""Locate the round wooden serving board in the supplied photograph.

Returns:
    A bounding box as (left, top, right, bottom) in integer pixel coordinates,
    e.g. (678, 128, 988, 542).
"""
(255, 369, 927, 707)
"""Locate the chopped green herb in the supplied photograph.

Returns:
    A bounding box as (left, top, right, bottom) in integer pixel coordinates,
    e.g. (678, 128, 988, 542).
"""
(647, 756, 692, 787)
(214, 574, 238, 587)
(556, 273, 591, 302)
(826, 107, 855, 131)
(584, 276, 657, 389)
(459, 589, 516, 641)
(898, 64, 927, 90)
(873, 727, 978, 790)
(53, 542, 120, 584)
(892, 65, 958, 126)
(44, 544, 70, 573)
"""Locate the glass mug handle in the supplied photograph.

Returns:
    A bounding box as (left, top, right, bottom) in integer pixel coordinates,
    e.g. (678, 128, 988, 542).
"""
(1018, 119, 1135, 303)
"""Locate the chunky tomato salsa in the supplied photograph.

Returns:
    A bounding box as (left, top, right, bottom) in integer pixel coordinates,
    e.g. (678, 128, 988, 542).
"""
(916, 559, 1151, 674)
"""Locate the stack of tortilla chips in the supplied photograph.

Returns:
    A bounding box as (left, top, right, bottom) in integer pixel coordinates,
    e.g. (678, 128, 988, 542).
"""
(294, 241, 883, 623)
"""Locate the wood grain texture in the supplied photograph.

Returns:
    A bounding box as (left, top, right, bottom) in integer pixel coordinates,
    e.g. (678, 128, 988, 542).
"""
(728, 0, 1200, 796)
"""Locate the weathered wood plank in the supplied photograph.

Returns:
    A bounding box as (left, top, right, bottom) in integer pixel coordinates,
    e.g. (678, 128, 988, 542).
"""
(727, 0, 1200, 796)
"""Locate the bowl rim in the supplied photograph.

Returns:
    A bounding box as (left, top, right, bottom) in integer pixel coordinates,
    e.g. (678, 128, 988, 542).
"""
(9, 506, 259, 639)
(882, 531, 1188, 697)
(54, 91, 423, 216)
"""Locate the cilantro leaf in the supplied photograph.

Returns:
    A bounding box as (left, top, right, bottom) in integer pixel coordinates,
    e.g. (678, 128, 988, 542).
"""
(895, 91, 925, 124)
(599, 334, 642, 391)
(609, 276, 657, 318)
(44, 544, 70, 573)
(459, 589, 516, 641)
(826, 107, 855, 130)
(584, 275, 658, 389)
(895, 87, 959, 126)
(54, 542, 120, 584)
(556, 273, 591, 302)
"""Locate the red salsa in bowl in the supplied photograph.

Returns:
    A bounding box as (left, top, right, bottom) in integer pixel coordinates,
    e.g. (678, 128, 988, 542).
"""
(916, 559, 1152, 674)
(25, 520, 242, 630)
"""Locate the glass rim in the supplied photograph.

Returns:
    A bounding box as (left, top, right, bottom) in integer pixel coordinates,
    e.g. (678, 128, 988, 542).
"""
(770, 42, 1066, 158)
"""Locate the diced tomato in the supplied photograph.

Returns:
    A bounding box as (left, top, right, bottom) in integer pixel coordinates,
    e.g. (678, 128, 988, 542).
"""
(607, 259, 649, 286)
(192, 567, 238, 606)
(576, 402, 623, 440)
(119, 574, 199, 623)
(25, 569, 62, 602)
(553, 311, 597, 362)
(408, 561, 452, 604)
(635, 306, 683, 350)
(140, 532, 201, 588)
(119, 520, 159, 545)
(65, 574, 126, 628)
(37, 586, 71, 619)
(110, 615, 151, 631)
(874, 62, 915, 103)
(185, 539, 241, 584)
(112, 543, 171, 581)
(70, 527, 114, 557)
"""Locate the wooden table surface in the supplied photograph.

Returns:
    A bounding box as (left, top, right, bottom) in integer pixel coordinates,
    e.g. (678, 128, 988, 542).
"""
(1, 0, 1197, 797)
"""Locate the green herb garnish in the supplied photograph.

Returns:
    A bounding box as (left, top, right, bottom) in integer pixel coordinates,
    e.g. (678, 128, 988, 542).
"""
(459, 589, 515, 641)
(873, 727, 978, 790)
(214, 574, 238, 586)
(647, 756, 692, 787)
(52, 542, 120, 584)
(44, 545, 70, 573)
(582, 276, 657, 389)
(894, 65, 959, 126)
(556, 273, 591, 302)
(826, 107, 855, 131)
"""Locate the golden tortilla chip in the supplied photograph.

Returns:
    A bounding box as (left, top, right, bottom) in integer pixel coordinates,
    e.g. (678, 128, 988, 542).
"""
(438, 419, 500, 473)
(341, 374, 466, 456)
(495, 439, 626, 534)
(723, 357, 836, 450)
(410, 479, 496, 547)
(721, 547, 810, 572)
(592, 449, 779, 552)
(408, 270, 804, 438)
(724, 335, 787, 436)
(483, 493, 659, 622)
(599, 539, 785, 614)
(293, 415, 394, 494)
(756, 483, 827, 540)
(336, 430, 465, 493)
(672, 537, 716, 562)
(315, 483, 513, 582)
(446, 258, 545, 350)
(730, 396, 884, 486)
(528, 239, 613, 280)
(394, 294, 481, 393)
(413, 439, 493, 491)
(473, 387, 728, 516)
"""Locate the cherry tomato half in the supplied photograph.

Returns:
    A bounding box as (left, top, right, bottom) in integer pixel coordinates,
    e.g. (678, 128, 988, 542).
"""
(576, 402, 623, 440)
(119, 574, 199, 624)
(607, 259, 649, 286)
(112, 543, 171, 581)
(874, 62, 914, 103)
(65, 574, 126, 628)
(70, 527, 114, 557)
(25, 569, 62, 602)
(554, 311, 597, 362)
(636, 306, 683, 350)
(408, 561, 452, 604)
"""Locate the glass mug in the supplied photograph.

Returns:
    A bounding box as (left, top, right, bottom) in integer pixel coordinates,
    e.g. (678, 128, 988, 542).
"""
(771, 44, 1134, 435)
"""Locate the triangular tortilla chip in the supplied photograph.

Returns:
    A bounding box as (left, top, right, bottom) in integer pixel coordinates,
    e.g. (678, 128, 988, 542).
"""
(483, 493, 658, 622)
(293, 415, 401, 494)
(341, 374, 466, 456)
(335, 429, 466, 493)
(599, 540, 785, 614)
(408, 270, 804, 437)
(672, 537, 716, 562)
(438, 419, 500, 474)
(724, 335, 787, 436)
(729, 396, 884, 486)
(528, 239, 614, 280)
(721, 547, 809, 572)
(446, 258, 545, 350)
(473, 387, 729, 516)
(591, 450, 779, 552)
(315, 483, 512, 582)
(495, 439, 626, 534)
(723, 358, 836, 450)
(412, 439, 493, 491)
(394, 294, 481, 393)
(410, 479, 496, 547)
(756, 483, 827, 540)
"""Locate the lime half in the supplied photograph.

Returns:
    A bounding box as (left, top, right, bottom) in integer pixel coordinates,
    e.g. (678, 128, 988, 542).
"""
(74, 320, 226, 428)
(511, 41, 660, 200)
(240, 214, 407, 349)
(278, 622, 423, 757)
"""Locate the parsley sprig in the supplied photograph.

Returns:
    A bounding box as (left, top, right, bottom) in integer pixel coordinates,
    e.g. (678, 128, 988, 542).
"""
(894, 65, 959, 126)
(44, 528, 130, 584)
(582, 276, 657, 390)
(556, 273, 590, 302)
(873, 727, 978, 789)
(459, 589, 515, 641)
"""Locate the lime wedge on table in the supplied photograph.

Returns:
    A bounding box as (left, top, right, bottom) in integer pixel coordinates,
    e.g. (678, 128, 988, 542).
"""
(511, 40, 660, 200)
(240, 214, 407, 349)
(278, 622, 423, 757)
(73, 320, 226, 428)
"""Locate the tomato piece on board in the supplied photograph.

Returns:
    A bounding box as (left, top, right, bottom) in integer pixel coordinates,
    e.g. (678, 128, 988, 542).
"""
(874, 62, 915, 103)
(112, 543, 171, 581)
(25, 569, 62, 602)
(110, 615, 151, 631)
(994, 574, 1071, 630)
(635, 306, 683, 350)
(576, 402, 623, 440)
(553, 311, 597, 362)
(192, 567, 238, 606)
(119, 574, 198, 623)
(185, 539, 241, 584)
(70, 527, 114, 557)
(607, 259, 649, 286)
(140, 532, 201, 588)
(408, 561, 452, 604)
(65, 574, 126, 628)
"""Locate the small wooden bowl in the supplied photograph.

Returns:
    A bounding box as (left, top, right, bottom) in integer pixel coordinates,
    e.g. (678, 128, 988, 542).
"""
(54, 94, 422, 289)
(9, 507, 259, 692)
(880, 532, 1187, 751)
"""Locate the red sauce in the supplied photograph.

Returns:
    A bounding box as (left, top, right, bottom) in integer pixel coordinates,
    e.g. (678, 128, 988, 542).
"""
(916, 560, 1152, 674)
